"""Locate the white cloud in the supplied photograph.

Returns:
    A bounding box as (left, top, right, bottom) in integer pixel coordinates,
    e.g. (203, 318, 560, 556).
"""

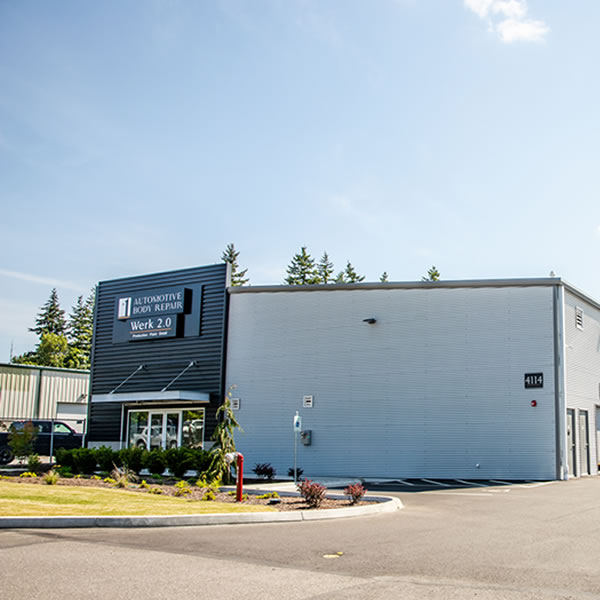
(0, 269, 87, 292)
(496, 18, 550, 43)
(464, 0, 493, 18)
(464, 0, 549, 43)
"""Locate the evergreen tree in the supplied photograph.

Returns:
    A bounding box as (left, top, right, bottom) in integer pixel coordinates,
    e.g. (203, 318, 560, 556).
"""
(29, 288, 66, 338)
(422, 266, 441, 282)
(67, 288, 95, 369)
(284, 246, 319, 285)
(380, 271, 389, 282)
(221, 243, 249, 286)
(316, 252, 335, 284)
(335, 261, 365, 284)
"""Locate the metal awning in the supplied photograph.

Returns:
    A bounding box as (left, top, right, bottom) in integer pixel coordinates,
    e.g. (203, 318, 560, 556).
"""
(91, 391, 210, 404)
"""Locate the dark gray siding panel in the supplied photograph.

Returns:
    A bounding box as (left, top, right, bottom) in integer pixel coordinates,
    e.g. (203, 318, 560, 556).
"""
(88, 264, 227, 443)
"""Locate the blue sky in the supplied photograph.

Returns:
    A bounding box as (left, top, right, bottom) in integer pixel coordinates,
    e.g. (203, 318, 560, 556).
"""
(1, 0, 599, 361)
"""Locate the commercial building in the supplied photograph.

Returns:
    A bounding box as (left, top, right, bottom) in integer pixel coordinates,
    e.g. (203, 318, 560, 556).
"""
(226, 278, 600, 481)
(86, 265, 600, 480)
(87, 264, 228, 451)
(0, 363, 89, 431)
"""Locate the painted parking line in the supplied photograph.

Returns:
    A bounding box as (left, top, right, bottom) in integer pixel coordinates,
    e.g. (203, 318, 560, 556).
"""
(397, 479, 416, 486)
(420, 479, 452, 487)
(489, 480, 513, 486)
(454, 479, 488, 487)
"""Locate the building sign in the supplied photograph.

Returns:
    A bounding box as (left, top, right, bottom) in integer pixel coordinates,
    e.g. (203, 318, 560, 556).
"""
(117, 288, 187, 319)
(524, 373, 543, 389)
(113, 286, 198, 343)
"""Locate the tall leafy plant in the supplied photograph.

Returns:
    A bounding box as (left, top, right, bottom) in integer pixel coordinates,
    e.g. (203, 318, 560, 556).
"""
(209, 385, 243, 484)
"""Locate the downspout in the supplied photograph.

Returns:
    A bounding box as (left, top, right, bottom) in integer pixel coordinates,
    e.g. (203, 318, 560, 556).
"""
(34, 367, 44, 419)
(553, 283, 567, 480)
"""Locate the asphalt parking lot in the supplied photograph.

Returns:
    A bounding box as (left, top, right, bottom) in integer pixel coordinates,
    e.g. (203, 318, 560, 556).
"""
(2, 477, 599, 599)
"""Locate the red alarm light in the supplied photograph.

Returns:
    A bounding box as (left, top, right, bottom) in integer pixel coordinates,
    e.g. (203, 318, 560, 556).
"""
(531, 400, 537, 407)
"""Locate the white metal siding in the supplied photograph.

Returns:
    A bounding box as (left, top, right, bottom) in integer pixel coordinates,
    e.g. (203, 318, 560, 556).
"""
(226, 286, 557, 480)
(564, 291, 600, 476)
(0, 365, 89, 421)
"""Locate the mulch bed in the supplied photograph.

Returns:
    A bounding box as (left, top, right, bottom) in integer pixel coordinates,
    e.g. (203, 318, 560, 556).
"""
(1, 474, 373, 511)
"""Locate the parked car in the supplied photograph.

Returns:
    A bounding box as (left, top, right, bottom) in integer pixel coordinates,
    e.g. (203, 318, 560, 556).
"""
(131, 424, 178, 450)
(0, 420, 84, 465)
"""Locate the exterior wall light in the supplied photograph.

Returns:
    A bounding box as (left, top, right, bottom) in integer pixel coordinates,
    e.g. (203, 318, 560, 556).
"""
(363, 318, 377, 324)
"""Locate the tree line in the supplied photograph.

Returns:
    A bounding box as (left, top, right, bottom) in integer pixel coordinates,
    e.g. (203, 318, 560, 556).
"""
(12, 288, 95, 370)
(222, 242, 440, 286)
(11, 246, 439, 369)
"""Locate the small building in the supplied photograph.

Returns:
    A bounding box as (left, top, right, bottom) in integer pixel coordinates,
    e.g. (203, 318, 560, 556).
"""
(226, 278, 600, 480)
(86, 264, 228, 451)
(0, 363, 89, 432)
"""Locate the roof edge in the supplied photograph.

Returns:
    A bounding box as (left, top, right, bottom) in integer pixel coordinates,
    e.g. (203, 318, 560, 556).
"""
(228, 277, 564, 294)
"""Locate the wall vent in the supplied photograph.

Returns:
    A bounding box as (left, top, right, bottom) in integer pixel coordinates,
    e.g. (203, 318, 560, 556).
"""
(575, 307, 584, 330)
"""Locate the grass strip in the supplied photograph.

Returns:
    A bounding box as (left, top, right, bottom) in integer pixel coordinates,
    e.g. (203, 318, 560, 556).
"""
(0, 482, 274, 517)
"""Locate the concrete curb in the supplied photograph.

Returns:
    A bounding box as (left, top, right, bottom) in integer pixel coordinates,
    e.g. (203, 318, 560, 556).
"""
(0, 495, 403, 529)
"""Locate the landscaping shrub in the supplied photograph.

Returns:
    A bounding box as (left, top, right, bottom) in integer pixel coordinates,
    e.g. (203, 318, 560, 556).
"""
(72, 447, 97, 474)
(110, 464, 138, 488)
(8, 421, 37, 462)
(344, 482, 366, 504)
(94, 446, 119, 472)
(27, 453, 43, 474)
(55, 447, 75, 470)
(44, 470, 59, 485)
(118, 446, 144, 474)
(164, 447, 195, 479)
(174, 480, 191, 496)
(288, 467, 304, 479)
(193, 448, 213, 475)
(143, 448, 167, 476)
(297, 479, 327, 508)
(253, 462, 276, 480)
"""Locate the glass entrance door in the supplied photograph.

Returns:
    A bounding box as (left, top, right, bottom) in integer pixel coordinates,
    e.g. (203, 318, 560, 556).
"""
(127, 408, 204, 450)
(149, 413, 163, 450)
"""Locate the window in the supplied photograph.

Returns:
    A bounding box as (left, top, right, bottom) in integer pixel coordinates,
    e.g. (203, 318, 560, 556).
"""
(575, 307, 584, 330)
(127, 408, 205, 450)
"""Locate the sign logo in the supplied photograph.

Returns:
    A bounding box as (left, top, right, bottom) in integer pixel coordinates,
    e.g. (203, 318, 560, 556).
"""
(117, 297, 132, 319)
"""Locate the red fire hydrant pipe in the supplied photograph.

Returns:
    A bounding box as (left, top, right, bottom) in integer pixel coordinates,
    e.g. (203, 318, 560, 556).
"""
(236, 453, 244, 502)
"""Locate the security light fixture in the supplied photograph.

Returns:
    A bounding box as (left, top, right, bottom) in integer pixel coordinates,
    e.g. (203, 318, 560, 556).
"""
(363, 318, 377, 324)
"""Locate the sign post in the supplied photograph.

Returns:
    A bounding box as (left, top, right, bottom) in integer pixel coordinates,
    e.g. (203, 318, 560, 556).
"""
(293, 411, 302, 485)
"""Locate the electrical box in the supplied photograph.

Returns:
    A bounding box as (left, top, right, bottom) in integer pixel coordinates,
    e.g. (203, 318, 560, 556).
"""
(300, 430, 312, 446)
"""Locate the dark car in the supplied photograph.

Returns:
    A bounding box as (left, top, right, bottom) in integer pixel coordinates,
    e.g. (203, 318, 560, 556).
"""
(0, 420, 84, 465)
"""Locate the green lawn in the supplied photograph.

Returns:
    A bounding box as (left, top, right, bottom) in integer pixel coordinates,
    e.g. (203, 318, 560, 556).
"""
(0, 482, 274, 517)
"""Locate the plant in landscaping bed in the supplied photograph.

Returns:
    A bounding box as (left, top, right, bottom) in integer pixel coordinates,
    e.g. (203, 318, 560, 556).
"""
(54, 448, 75, 471)
(196, 475, 221, 500)
(27, 453, 43, 474)
(288, 467, 304, 479)
(297, 479, 327, 508)
(110, 464, 138, 488)
(103, 477, 116, 485)
(209, 384, 243, 484)
(252, 463, 276, 480)
(94, 446, 120, 472)
(44, 470, 60, 485)
(8, 421, 38, 463)
(142, 448, 167, 476)
(19, 471, 37, 478)
(118, 446, 144, 474)
(257, 492, 280, 500)
(55, 465, 73, 478)
(164, 447, 196, 479)
(343, 483, 366, 504)
(174, 480, 192, 496)
(72, 447, 97, 474)
(201, 490, 216, 501)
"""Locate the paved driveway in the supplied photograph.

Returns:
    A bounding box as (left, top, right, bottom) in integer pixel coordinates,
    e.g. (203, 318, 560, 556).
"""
(1, 478, 599, 599)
